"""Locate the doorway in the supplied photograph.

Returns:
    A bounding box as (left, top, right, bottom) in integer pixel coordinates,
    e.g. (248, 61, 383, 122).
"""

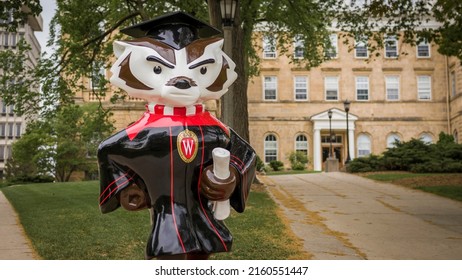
(322, 146, 343, 169)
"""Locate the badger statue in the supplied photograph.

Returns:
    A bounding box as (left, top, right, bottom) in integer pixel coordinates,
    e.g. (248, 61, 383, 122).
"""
(97, 11, 256, 260)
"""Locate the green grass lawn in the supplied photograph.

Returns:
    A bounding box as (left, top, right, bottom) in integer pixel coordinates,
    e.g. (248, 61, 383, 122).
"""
(363, 172, 462, 202)
(1, 181, 306, 260)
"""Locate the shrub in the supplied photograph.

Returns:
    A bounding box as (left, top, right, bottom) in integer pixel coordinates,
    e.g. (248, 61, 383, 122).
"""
(269, 160, 284, 171)
(255, 155, 265, 172)
(8, 174, 55, 184)
(347, 133, 462, 174)
(346, 154, 385, 173)
(288, 151, 308, 170)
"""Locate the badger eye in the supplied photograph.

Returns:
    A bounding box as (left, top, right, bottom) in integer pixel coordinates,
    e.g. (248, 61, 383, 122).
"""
(153, 66, 162, 74)
(200, 67, 207, 75)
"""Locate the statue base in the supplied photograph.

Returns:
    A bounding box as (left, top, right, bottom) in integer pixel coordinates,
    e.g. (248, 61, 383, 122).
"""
(325, 157, 339, 172)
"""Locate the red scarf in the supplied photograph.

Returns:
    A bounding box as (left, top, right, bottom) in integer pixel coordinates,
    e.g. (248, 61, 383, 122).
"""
(125, 104, 229, 140)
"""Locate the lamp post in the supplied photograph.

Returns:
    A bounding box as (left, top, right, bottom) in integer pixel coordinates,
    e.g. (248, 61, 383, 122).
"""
(344, 99, 351, 164)
(328, 109, 333, 158)
(219, 0, 238, 128)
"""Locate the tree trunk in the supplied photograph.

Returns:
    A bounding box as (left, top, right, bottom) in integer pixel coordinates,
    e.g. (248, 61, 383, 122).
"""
(208, 1, 250, 142)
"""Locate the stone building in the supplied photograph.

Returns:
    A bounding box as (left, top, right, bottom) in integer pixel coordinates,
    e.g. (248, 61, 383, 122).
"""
(248, 32, 459, 171)
(0, 9, 43, 178)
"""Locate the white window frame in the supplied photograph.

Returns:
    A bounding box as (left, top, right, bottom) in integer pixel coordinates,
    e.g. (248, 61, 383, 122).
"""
(354, 37, 368, 58)
(264, 134, 278, 163)
(293, 35, 304, 59)
(294, 76, 308, 101)
(355, 76, 369, 101)
(417, 75, 431, 100)
(324, 76, 339, 101)
(416, 39, 430, 58)
(263, 35, 277, 59)
(295, 134, 308, 155)
(325, 34, 338, 59)
(357, 134, 371, 157)
(385, 75, 400, 101)
(387, 133, 401, 148)
(263, 76, 278, 101)
(384, 36, 398, 58)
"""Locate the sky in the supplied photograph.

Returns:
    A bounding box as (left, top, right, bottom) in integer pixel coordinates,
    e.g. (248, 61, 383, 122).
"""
(35, 0, 57, 55)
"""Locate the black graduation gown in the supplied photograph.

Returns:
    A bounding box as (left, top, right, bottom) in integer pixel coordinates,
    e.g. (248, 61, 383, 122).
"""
(98, 107, 256, 258)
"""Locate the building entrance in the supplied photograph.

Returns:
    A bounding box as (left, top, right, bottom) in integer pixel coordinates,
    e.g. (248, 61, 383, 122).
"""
(322, 146, 343, 170)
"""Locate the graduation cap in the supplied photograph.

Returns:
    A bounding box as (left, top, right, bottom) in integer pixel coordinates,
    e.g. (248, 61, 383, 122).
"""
(120, 11, 222, 49)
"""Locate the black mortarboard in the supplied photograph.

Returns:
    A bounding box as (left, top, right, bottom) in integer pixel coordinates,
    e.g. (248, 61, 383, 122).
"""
(120, 11, 222, 49)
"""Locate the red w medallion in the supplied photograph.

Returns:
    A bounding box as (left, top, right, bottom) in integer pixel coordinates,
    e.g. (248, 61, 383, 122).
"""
(177, 129, 199, 163)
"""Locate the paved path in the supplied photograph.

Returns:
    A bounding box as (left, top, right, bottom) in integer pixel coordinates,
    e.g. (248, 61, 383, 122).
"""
(0, 191, 36, 260)
(263, 172, 462, 260)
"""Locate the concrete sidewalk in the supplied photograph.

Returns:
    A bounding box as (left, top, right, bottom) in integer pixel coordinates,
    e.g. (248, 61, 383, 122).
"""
(264, 172, 462, 260)
(0, 191, 36, 260)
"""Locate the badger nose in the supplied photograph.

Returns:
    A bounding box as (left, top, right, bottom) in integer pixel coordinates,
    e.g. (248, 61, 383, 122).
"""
(174, 79, 191, 89)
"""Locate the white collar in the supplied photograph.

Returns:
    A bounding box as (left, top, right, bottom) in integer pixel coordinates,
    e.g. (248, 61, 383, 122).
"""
(146, 103, 205, 116)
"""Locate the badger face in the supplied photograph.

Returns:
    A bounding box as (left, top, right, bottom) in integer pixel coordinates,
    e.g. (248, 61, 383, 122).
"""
(110, 37, 237, 107)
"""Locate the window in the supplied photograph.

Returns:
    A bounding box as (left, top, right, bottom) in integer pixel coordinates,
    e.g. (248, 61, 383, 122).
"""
(11, 32, 16, 48)
(3, 32, 8, 47)
(325, 34, 338, 58)
(451, 71, 457, 97)
(294, 35, 304, 59)
(356, 76, 369, 101)
(0, 145, 4, 162)
(324, 76, 339, 100)
(355, 37, 368, 58)
(417, 75, 431, 100)
(384, 36, 398, 58)
(90, 65, 105, 89)
(357, 134, 371, 157)
(294, 76, 308, 100)
(385, 75, 400, 100)
(15, 123, 21, 137)
(387, 133, 401, 148)
(322, 135, 342, 143)
(419, 133, 433, 144)
(264, 134, 278, 163)
(8, 104, 14, 116)
(351, 0, 369, 7)
(263, 76, 277, 100)
(416, 39, 430, 58)
(7, 123, 13, 138)
(0, 123, 5, 138)
(295, 135, 308, 155)
(263, 35, 276, 58)
(6, 146, 12, 159)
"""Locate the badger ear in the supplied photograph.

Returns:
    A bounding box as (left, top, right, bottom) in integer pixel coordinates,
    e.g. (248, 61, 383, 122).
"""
(113, 41, 131, 58)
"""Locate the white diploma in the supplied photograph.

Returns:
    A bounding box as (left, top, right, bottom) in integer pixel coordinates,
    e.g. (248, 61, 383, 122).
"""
(212, 147, 231, 220)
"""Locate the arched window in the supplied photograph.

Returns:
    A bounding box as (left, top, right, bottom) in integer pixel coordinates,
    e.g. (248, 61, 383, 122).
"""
(386, 133, 401, 148)
(419, 133, 433, 145)
(295, 134, 308, 155)
(264, 134, 278, 163)
(357, 134, 371, 157)
(454, 130, 459, 144)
